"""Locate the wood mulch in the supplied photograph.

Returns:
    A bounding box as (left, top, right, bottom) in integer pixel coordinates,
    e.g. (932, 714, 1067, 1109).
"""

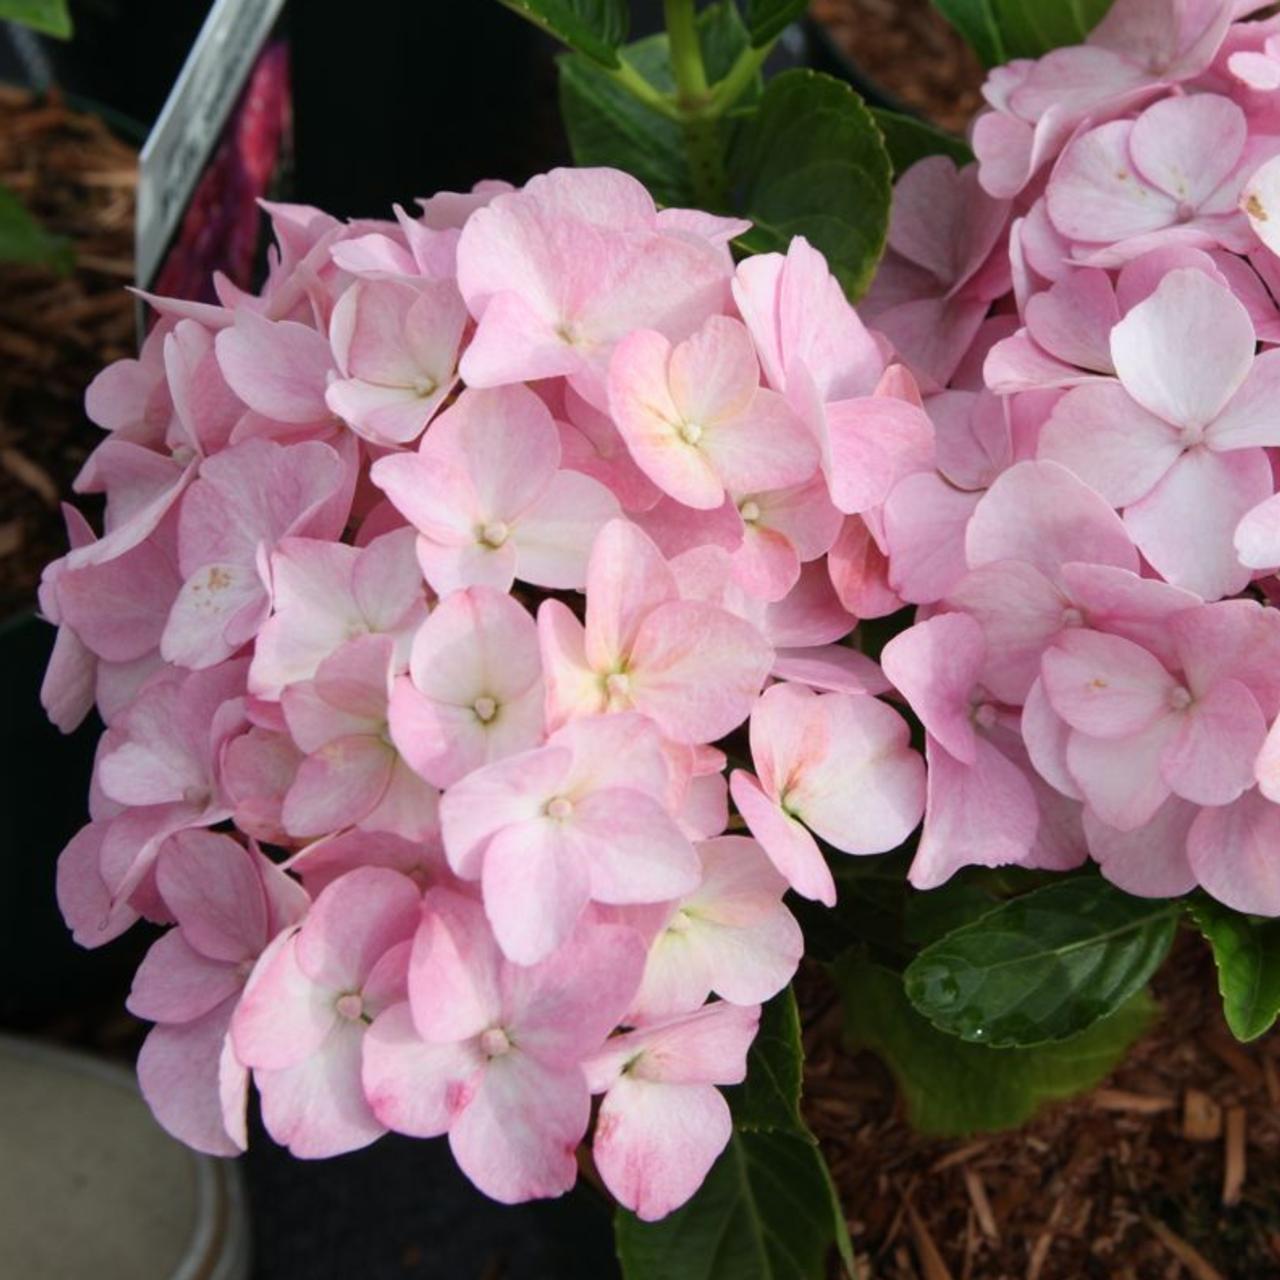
(804, 938, 1280, 1279)
(0, 86, 136, 618)
(809, 0, 986, 134)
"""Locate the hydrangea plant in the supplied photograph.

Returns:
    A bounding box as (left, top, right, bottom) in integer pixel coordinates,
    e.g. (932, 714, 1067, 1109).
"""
(40, 0, 1280, 1274)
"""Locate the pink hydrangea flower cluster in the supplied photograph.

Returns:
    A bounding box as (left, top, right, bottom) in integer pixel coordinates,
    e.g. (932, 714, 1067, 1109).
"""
(866, 0, 1280, 910)
(41, 168, 927, 1217)
(43, 0, 1280, 1219)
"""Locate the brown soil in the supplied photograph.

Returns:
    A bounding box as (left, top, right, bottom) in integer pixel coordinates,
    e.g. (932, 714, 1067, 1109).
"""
(804, 938, 1280, 1280)
(0, 87, 136, 618)
(809, 0, 987, 134)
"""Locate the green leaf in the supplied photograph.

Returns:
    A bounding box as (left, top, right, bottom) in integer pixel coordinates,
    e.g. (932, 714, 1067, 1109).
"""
(497, 0, 628, 67)
(871, 108, 973, 176)
(903, 879, 999, 947)
(931, 0, 1004, 66)
(728, 987, 805, 1134)
(903, 878, 1178, 1047)
(835, 953, 1157, 1137)
(558, 1, 755, 207)
(742, 0, 807, 47)
(0, 0, 71, 37)
(730, 70, 892, 300)
(615, 1128, 851, 1280)
(0, 185, 72, 273)
(933, 0, 1114, 66)
(1191, 896, 1280, 1042)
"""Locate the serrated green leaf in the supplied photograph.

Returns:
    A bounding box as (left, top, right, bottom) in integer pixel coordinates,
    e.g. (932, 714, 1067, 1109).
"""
(903, 878, 1178, 1047)
(871, 108, 973, 176)
(742, 0, 807, 47)
(0, 0, 71, 37)
(931, 0, 1004, 66)
(615, 1128, 850, 1280)
(558, 1, 755, 207)
(728, 987, 805, 1134)
(730, 70, 892, 300)
(1191, 896, 1280, 1042)
(498, 0, 628, 67)
(835, 953, 1157, 1137)
(0, 185, 72, 273)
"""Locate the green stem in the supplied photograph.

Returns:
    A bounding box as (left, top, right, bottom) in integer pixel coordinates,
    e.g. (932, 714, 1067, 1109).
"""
(605, 56, 681, 120)
(704, 41, 772, 116)
(663, 0, 729, 209)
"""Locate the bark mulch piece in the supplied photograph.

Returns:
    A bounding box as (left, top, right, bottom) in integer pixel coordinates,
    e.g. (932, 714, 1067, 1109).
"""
(804, 938, 1280, 1279)
(0, 86, 137, 617)
(809, 0, 986, 134)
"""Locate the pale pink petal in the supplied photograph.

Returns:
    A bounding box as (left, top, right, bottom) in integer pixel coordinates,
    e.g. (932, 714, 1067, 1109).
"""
(1041, 629, 1176, 738)
(1187, 790, 1280, 916)
(1085, 798, 1198, 898)
(362, 1001, 485, 1136)
(128, 930, 241, 1023)
(909, 735, 1040, 889)
(729, 770, 835, 907)
(1124, 446, 1269, 600)
(1110, 267, 1255, 429)
(883, 473, 982, 604)
(1162, 678, 1265, 806)
(573, 789, 700, 905)
(215, 311, 333, 423)
(283, 736, 395, 837)
(628, 601, 772, 744)
(824, 397, 935, 515)
(880, 613, 985, 764)
(1066, 717, 1178, 831)
(409, 890, 503, 1043)
(232, 932, 335, 1071)
(1206, 351, 1280, 450)
(583, 519, 679, 670)
(256, 1019, 385, 1158)
(791, 694, 925, 855)
(593, 1077, 731, 1222)
(511, 469, 621, 589)
(1036, 387, 1183, 508)
(1021, 676, 1082, 800)
(448, 1053, 589, 1204)
(1129, 95, 1246, 212)
(137, 999, 244, 1157)
(482, 819, 591, 965)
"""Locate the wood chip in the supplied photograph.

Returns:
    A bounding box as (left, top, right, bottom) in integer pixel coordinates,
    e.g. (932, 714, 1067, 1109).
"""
(1091, 1089, 1176, 1115)
(962, 1166, 999, 1243)
(1145, 1218, 1226, 1280)
(1222, 1107, 1247, 1206)
(1183, 1089, 1222, 1142)
(1205, 1034, 1264, 1091)
(0, 446, 59, 507)
(1264, 1055, 1279, 1109)
(929, 1142, 989, 1173)
(906, 1200, 953, 1280)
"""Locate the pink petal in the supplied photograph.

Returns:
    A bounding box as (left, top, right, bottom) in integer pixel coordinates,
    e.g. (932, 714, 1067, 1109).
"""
(791, 693, 925, 855)
(729, 770, 835, 906)
(232, 932, 335, 1071)
(1084, 798, 1198, 898)
(482, 819, 591, 964)
(362, 1001, 485, 1136)
(909, 735, 1039, 889)
(137, 999, 245, 1157)
(1110, 267, 1255, 430)
(573, 788, 700, 905)
(1129, 95, 1246, 213)
(1187, 790, 1280, 916)
(1036, 387, 1183, 509)
(256, 1019, 385, 1158)
(409, 890, 504, 1043)
(584, 519, 679, 670)
(883, 472, 981, 604)
(511, 469, 621, 589)
(593, 1077, 731, 1222)
(1041, 629, 1176, 738)
(1124, 446, 1269, 600)
(1162, 677, 1265, 806)
(215, 311, 333, 423)
(1066, 717, 1178, 831)
(448, 1053, 589, 1204)
(824, 397, 935, 516)
(880, 613, 985, 764)
(128, 930, 240, 1023)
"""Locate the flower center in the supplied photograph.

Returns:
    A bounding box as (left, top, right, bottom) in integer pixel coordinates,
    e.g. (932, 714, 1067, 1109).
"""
(412, 375, 438, 398)
(605, 671, 631, 699)
(971, 701, 998, 730)
(1168, 685, 1193, 712)
(678, 420, 703, 446)
(739, 500, 761, 524)
(480, 1027, 512, 1058)
(1060, 606, 1084, 629)
(480, 520, 509, 548)
(473, 695, 498, 723)
(545, 796, 574, 821)
(335, 992, 364, 1021)
(182, 784, 211, 808)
